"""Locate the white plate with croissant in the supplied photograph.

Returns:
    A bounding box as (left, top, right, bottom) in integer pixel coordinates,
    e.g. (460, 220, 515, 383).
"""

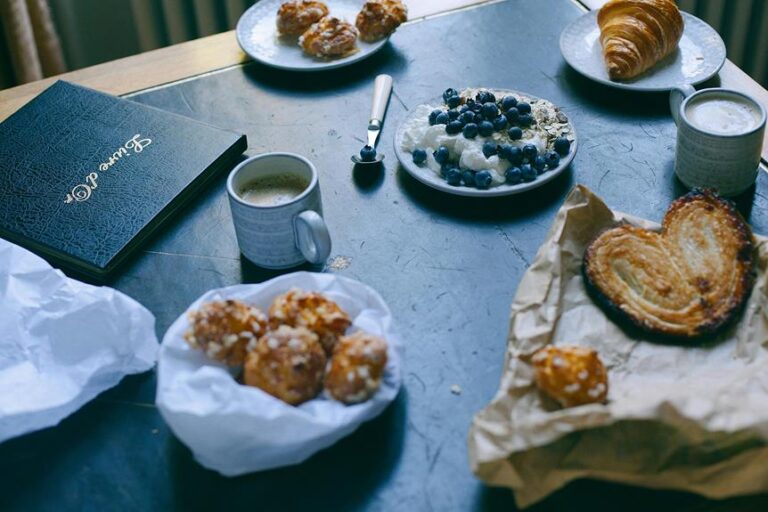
(560, 0, 726, 92)
(237, 0, 406, 72)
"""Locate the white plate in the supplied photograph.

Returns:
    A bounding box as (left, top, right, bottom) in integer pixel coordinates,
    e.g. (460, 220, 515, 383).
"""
(236, 0, 389, 72)
(560, 11, 726, 92)
(393, 90, 578, 198)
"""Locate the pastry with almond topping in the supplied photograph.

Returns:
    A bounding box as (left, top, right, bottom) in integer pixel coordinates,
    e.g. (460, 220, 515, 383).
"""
(355, 0, 407, 42)
(244, 325, 326, 405)
(184, 300, 268, 365)
(325, 331, 388, 404)
(531, 345, 608, 408)
(268, 288, 352, 355)
(276, 0, 329, 36)
(299, 17, 359, 58)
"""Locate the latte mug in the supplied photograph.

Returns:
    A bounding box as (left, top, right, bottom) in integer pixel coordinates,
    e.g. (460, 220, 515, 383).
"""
(670, 84, 766, 196)
(227, 153, 331, 268)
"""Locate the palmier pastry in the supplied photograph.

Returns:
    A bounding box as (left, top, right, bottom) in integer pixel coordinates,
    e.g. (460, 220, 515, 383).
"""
(268, 289, 352, 355)
(276, 1, 329, 36)
(244, 325, 326, 405)
(299, 17, 359, 58)
(584, 190, 755, 338)
(355, 0, 408, 42)
(184, 300, 268, 365)
(325, 331, 388, 404)
(531, 345, 608, 408)
(597, 0, 683, 80)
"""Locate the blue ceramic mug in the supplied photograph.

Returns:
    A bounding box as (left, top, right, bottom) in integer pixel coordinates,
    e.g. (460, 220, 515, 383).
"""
(227, 153, 331, 268)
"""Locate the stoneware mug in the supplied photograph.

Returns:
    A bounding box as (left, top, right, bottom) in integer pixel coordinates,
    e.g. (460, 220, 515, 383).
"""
(670, 84, 766, 196)
(227, 153, 331, 268)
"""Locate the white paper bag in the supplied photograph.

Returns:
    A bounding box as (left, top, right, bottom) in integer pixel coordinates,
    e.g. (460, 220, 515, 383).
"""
(0, 239, 158, 443)
(156, 272, 403, 476)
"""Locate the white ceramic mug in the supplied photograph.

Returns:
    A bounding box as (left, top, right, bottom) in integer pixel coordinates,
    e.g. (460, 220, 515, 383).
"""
(227, 153, 331, 268)
(670, 85, 767, 196)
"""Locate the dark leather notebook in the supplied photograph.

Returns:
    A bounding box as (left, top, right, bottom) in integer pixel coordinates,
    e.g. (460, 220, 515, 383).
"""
(0, 81, 247, 279)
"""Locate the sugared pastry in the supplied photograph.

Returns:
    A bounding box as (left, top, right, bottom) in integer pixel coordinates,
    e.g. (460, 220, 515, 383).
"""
(299, 17, 359, 58)
(244, 325, 326, 405)
(355, 0, 408, 42)
(598, 0, 683, 80)
(583, 190, 754, 338)
(184, 300, 267, 365)
(268, 289, 351, 355)
(276, 0, 329, 36)
(325, 331, 388, 404)
(531, 345, 608, 408)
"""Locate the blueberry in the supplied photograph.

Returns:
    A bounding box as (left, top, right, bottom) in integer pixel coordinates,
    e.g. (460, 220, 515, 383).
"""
(481, 102, 499, 119)
(470, 101, 483, 113)
(443, 88, 459, 103)
(482, 141, 498, 158)
(505, 166, 522, 184)
(459, 105, 470, 114)
(521, 164, 537, 182)
(476, 90, 496, 104)
(435, 112, 449, 125)
(507, 126, 523, 140)
(459, 111, 475, 125)
(517, 102, 531, 114)
(518, 114, 534, 127)
(506, 107, 520, 123)
(446, 95, 461, 109)
(522, 144, 538, 161)
(440, 163, 450, 177)
(433, 146, 450, 164)
(445, 168, 462, 186)
(473, 113, 485, 124)
(499, 144, 523, 165)
(478, 121, 494, 137)
(544, 150, 560, 169)
(554, 137, 571, 155)
(475, 170, 493, 189)
(428, 109, 442, 125)
(506, 146, 523, 165)
(447, 109, 460, 121)
(461, 170, 475, 187)
(359, 145, 376, 162)
(446, 120, 463, 135)
(493, 115, 508, 131)
(412, 148, 427, 165)
(462, 123, 479, 139)
(533, 155, 547, 173)
(501, 96, 518, 111)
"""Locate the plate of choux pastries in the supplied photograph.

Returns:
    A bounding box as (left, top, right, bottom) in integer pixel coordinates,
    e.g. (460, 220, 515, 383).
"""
(156, 272, 403, 475)
(237, 0, 407, 72)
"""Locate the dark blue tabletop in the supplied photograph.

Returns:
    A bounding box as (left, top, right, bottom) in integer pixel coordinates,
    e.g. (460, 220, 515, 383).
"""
(2, 0, 768, 510)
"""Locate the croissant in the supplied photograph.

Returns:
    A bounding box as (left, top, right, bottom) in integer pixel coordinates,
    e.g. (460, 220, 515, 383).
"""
(597, 0, 684, 80)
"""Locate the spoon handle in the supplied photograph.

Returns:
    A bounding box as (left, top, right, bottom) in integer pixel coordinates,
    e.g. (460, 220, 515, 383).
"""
(370, 74, 393, 123)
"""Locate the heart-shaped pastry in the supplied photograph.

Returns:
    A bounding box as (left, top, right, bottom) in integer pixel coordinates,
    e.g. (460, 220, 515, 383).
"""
(583, 190, 755, 338)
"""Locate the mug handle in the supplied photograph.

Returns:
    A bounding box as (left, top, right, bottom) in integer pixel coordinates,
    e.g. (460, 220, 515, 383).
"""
(294, 210, 331, 264)
(670, 84, 697, 125)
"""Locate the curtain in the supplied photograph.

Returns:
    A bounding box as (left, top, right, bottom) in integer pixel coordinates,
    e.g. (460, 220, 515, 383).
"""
(0, 0, 66, 86)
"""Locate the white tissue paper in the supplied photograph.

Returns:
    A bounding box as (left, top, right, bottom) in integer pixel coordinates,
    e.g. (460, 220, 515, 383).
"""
(156, 272, 403, 476)
(0, 239, 158, 443)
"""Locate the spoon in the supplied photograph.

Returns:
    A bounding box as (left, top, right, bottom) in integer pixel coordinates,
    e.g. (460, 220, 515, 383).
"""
(351, 74, 393, 166)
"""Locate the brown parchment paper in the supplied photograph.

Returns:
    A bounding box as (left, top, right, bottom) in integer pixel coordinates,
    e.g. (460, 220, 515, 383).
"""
(469, 185, 768, 508)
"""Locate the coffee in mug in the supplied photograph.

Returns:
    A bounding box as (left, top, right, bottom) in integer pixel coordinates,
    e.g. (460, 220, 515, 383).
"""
(227, 153, 331, 268)
(239, 174, 309, 207)
(670, 85, 767, 197)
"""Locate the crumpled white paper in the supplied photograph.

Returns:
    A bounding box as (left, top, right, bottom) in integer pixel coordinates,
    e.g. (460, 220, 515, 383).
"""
(156, 272, 403, 476)
(0, 238, 158, 443)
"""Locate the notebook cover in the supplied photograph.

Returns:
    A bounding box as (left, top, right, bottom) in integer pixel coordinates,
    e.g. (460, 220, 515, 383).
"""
(0, 81, 247, 279)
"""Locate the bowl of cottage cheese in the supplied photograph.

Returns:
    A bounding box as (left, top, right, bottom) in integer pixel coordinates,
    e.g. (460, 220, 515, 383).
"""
(394, 88, 577, 197)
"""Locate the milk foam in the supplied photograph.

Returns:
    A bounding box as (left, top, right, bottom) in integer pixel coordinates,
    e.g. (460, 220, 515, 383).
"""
(685, 94, 761, 135)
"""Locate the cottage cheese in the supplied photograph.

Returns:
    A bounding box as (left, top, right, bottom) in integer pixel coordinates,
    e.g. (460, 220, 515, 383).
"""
(400, 89, 574, 186)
